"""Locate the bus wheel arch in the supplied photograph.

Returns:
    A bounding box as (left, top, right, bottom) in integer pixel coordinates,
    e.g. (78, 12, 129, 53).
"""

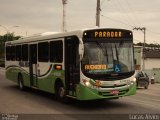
(54, 79, 67, 102)
(17, 73, 25, 90)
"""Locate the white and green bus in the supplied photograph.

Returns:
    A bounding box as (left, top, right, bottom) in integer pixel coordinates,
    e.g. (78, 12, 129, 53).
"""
(5, 28, 136, 101)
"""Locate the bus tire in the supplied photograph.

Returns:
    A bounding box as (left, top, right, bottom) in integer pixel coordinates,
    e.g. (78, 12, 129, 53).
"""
(18, 74, 25, 91)
(55, 81, 68, 103)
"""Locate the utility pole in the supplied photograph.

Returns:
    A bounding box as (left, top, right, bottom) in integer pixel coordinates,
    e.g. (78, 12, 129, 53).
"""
(133, 27, 146, 70)
(62, 0, 67, 32)
(96, 0, 101, 27)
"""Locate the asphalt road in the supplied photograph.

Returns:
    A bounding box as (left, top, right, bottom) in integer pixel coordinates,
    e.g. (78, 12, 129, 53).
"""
(0, 68, 160, 120)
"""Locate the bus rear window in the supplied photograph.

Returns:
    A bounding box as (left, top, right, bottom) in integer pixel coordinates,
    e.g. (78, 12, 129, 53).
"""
(6, 46, 11, 60)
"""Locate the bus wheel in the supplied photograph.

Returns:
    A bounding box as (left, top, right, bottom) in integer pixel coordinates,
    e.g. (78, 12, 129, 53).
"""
(55, 82, 67, 102)
(18, 74, 25, 91)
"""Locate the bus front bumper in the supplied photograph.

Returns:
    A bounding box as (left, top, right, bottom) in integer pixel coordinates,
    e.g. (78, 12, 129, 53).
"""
(76, 82, 136, 100)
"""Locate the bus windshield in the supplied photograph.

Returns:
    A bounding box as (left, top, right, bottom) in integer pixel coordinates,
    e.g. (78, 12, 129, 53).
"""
(81, 40, 134, 80)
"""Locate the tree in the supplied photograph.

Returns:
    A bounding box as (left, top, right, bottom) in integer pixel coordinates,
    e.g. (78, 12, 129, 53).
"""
(134, 42, 160, 48)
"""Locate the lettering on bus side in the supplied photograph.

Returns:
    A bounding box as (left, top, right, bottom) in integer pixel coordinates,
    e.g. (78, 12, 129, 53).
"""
(94, 31, 122, 38)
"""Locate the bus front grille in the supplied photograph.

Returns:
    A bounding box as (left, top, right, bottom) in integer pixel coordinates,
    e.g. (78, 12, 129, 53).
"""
(101, 84, 127, 88)
(98, 89, 129, 97)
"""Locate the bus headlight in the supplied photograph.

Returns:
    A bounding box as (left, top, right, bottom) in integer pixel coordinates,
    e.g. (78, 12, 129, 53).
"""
(85, 81, 92, 87)
(82, 79, 92, 88)
(82, 79, 101, 88)
(130, 78, 136, 85)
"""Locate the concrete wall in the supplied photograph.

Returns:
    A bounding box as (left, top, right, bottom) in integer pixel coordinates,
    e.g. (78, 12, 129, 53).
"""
(134, 46, 160, 83)
(145, 58, 160, 70)
(134, 46, 143, 70)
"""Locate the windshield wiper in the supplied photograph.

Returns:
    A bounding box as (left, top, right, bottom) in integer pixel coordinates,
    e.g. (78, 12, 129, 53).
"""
(115, 44, 119, 63)
(95, 41, 108, 62)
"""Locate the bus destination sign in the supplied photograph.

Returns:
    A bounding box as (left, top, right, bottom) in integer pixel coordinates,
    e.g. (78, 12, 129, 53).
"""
(94, 31, 122, 38)
(83, 29, 132, 39)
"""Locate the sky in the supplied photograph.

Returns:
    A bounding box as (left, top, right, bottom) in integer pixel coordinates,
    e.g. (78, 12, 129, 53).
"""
(0, 0, 160, 44)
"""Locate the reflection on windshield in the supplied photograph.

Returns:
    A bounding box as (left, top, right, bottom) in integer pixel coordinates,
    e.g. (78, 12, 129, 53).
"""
(81, 41, 134, 76)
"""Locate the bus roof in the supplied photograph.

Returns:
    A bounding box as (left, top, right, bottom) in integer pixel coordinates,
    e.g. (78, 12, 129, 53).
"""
(5, 27, 132, 45)
(6, 29, 85, 45)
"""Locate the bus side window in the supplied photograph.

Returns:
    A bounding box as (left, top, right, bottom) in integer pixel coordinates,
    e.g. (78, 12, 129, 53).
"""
(38, 42, 49, 62)
(6, 46, 11, 61)
(50, 41, 63, 63)
(10, 46, 16, 61)
(22, 44, 28, 61)
(16, 45, 22, 61)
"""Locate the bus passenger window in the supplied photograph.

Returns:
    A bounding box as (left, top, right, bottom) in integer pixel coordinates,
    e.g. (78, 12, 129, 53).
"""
(38, 42, 49, 62)
(10, 46, 16, 61)
(16, 45, 22, 61)
(50, 41, 63, 63)
(6, 46, 11, 60)
(22, 44, 28, 61)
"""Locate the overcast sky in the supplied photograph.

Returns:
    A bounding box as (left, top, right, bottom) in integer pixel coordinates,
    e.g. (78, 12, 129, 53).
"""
(0, 0, 160, 44)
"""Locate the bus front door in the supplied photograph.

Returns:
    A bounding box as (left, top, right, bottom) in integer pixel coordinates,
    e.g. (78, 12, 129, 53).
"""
(65, 37, 80, 97)
(29, 44, 38, 88)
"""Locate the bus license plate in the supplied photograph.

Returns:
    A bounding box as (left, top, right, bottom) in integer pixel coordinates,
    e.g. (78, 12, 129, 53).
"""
(110, 90, 119, 95)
